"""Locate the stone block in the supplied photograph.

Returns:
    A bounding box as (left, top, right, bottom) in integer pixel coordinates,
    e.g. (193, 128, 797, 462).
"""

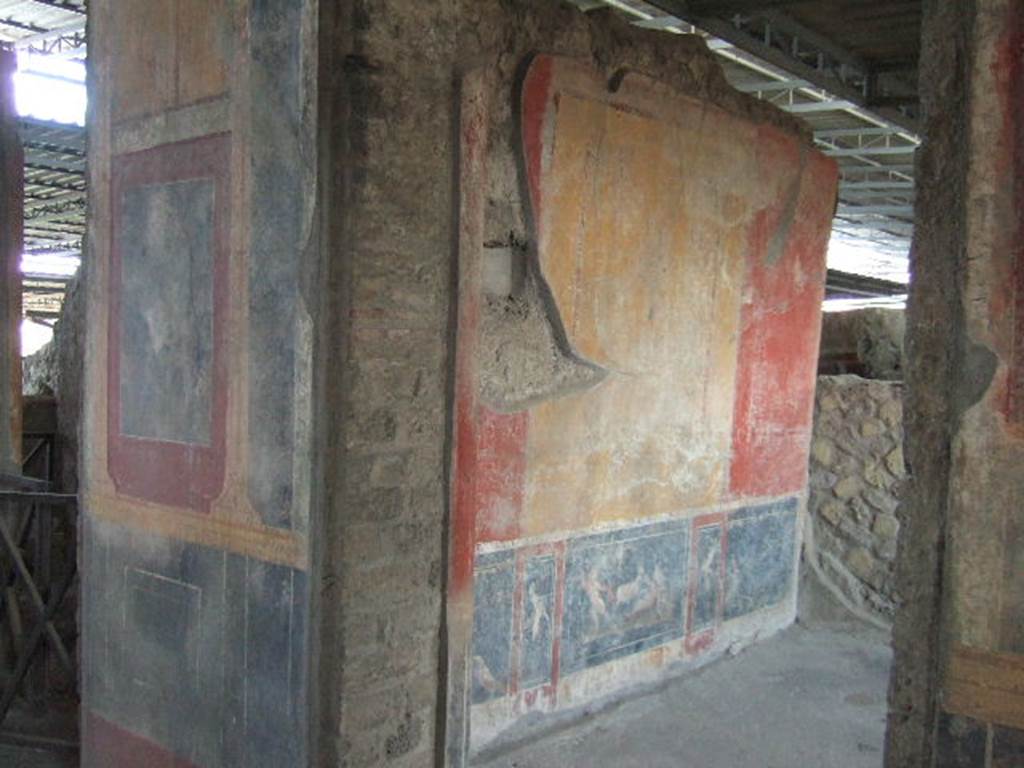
(846, 547, 876, 584)
(811, 437, 835, 466)
(850, 497, 874, 526)
(879, 399, 902, 428)
(839, 518, 876, 549)
(873, 514, 900, 541)
(819, 500, 844, 527)
(876, 538, 898, 562)
(860, 418, 885, 439)
(862, 487, 900, 516)
(818, 392, 841, 412)
(886, 446, 906, 477)
(834, 475, 863, 499)
(864, 461, 894, 490)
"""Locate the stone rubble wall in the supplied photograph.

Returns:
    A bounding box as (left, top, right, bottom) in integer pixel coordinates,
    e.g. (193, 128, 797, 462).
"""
(22, 339, 56, 396)
(818, 307, 905, 380)
(807, 375, 904, 623)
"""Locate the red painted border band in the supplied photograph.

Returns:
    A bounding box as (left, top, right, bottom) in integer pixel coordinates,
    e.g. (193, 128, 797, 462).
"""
(84, 713, 198, 768)
(107, 133, 231, 513)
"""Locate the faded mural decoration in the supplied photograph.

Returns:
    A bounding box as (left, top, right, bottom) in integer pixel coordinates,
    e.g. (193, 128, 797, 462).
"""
(455, 54, 837, 747)
(81, 1, 315, 766)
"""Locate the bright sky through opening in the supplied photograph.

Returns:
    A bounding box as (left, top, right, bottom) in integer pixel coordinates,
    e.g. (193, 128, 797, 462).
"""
(15, 52, 87, 355)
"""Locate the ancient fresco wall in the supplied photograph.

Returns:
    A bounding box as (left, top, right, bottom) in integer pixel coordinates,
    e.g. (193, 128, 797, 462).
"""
(929, 1, 1024, 761)
(81, 2, 316, 766)
(454, 52, 836, 750)
(886, 1, 1024, 765)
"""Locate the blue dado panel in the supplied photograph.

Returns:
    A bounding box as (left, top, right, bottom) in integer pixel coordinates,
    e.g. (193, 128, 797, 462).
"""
(471, 551, 515, 704)
(561, 520, 689, 675)
(724, 499, 798, 620)
(81, 517, 309, 767)
(692, 524, 723, 632)
(469, 498, 800, 709)
(520, 555, 556, 690)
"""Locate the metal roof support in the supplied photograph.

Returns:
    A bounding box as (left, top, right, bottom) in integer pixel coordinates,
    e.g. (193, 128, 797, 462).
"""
(642, 0, 920, 133)
(839, 164, 916, 178)
(13, 18, 85, 48)
(837, 203, 915, 217)
(823, 146, 918, 157)
(733, 77, 810, 92)
(839, 181, 915, 191)
(782, 99, 857, 113)
(839, 192, 915, 204)
(23, 1, 86, 15)
(815, 127, 910, 140)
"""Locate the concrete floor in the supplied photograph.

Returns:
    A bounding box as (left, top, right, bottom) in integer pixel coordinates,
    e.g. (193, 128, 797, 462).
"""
(475, 623, 892, 768)
(0, 606, 890, 768)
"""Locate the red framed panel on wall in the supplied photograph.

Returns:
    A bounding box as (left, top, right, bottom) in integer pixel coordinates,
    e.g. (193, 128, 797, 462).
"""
(107, 134, 231, 513)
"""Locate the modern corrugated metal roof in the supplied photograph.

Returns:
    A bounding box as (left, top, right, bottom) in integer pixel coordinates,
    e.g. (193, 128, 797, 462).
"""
(0, 0, 85, 53)
(0, 1, 86, 323)
(10, 0, 920, 322)
(20, 116, 84, 322)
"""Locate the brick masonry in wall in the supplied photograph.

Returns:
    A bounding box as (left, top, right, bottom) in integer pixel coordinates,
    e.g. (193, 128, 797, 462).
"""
(808, 375, 905, 623)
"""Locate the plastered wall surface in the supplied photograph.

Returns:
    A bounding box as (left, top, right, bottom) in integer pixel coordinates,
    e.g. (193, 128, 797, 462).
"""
(81, 2, 317, 766)
(887, 1, 1024, 764)
(81, 3, 838, 766)
(313, 3, 840, 764)
(933, 0, 1024, 760)
(451, 39, 836, 753)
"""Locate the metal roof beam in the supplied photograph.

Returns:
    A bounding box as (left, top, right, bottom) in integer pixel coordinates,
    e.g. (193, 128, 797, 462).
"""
(686, 1, 810, 12)
(0, 17, 46, 34)
(822, 145, 918, 157)
(14, 18, 86, 48)
(24, 1, 86, 17)
(23, 139, 85, 158)
(642, 0, 920, 133)
(838, 204, 914, 216)
(826, 269, 908, 297)
(815, 127, 911, 140)
(24, 178, 85, 194)
(24, 193, 83, 214)
(734, 77, 810, 92)
(834, 221, 914, 237)
(839, 189, 914, 202)
(781, 99, 856, 113)
(840, 180, 915, 191)
(839, 164, 916, 176)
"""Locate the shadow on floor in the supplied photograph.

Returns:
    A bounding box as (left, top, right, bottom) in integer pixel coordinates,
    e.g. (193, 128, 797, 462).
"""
(474, 622, 892, 768)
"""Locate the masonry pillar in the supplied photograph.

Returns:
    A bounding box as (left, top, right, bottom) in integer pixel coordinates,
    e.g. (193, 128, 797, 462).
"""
(887, 0, 1024, 764)
(0, 49, 22, 475)
(80, 3, 318, 765)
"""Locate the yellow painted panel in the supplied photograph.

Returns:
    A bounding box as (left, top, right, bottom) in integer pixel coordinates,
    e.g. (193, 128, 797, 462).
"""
(176, 0, 231, 106)
(523, 87, 755, 537)
(111, 0, 176, 121)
